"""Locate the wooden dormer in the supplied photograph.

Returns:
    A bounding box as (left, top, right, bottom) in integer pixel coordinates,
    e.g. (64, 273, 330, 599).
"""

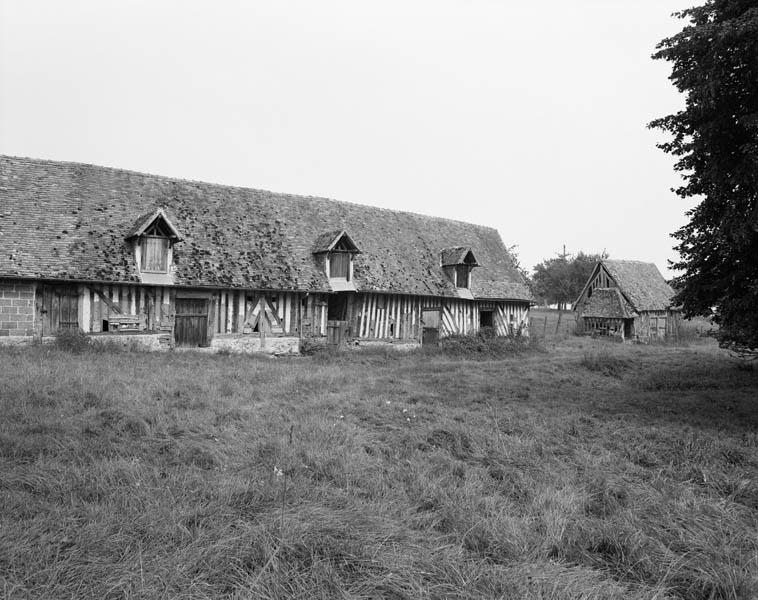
(440, 246, 479, 290)
(127, 208, 182, 283)
(313, 230, 361, 290)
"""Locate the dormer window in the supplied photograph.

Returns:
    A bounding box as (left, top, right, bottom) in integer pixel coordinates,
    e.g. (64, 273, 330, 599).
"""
(127, 208, 182, 277)
(141, 221, 171, 272)
(441, 246, 479, 290)
(313, 230, 361, 289)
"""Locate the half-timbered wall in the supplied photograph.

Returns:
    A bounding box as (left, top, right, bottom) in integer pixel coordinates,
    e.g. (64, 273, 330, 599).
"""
(21, 280, 531, 345)
(575, 265, 617, 314)
(36, 282, 175, 336)
(350, 293, 529, 341)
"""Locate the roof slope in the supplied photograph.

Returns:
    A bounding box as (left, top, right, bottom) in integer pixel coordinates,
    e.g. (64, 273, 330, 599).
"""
(602, 260, 676, 311)
(0, 156, 531, 300)
(582, 288, 635, 318)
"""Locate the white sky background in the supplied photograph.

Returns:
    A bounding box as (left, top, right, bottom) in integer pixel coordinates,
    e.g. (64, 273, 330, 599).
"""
(0, 0, 696, 277)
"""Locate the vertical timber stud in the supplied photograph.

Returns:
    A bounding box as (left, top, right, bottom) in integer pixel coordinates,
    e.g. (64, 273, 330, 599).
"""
(80, 286, 91, 333)
(237, 291, 245, 333)
(226, 292, 233, 333)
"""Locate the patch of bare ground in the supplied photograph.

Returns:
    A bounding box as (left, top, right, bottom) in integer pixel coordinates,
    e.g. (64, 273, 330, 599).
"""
(1, 337, 757, 599)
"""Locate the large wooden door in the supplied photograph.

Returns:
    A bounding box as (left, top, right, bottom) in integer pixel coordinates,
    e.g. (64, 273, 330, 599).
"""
(174, 298, 208, 347)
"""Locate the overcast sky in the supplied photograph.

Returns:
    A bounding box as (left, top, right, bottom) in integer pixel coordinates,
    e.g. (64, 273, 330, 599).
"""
(0, 1, 696, 276)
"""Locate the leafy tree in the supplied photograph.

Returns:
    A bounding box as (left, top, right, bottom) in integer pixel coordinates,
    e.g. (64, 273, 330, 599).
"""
(532, 251, 607, 309)
(650, 1, 758, 354)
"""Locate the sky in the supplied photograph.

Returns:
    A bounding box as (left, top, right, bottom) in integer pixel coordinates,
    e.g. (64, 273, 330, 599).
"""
(0, 0, 697, 277)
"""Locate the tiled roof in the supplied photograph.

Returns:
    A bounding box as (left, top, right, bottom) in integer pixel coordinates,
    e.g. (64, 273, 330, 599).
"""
(602, 260, 676, 312)
(0, 156, 532, 301)
(440, 246, 478, 266)
(127, 208, 182, 239)
(581, 288, 635, 318)
(311, 230, 360, 253)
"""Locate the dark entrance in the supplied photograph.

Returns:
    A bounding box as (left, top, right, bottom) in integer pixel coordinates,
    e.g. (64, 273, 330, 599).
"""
(623, 318, 634, 339)
(479, 310, 493, 328)
(326, 293, 351, 346)
(174, 298, 209, 347)
(421, 308, 440, 345)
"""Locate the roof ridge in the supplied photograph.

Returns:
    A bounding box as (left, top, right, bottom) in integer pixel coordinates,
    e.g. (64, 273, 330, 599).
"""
(0, 154, 501, 234)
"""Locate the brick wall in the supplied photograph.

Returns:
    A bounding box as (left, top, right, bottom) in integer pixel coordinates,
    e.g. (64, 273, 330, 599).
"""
(0, 281, 35, 337)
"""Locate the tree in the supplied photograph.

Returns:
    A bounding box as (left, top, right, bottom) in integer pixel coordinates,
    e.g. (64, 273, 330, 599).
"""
(650, 1, 758, 354)
(532, 250, 607, 309)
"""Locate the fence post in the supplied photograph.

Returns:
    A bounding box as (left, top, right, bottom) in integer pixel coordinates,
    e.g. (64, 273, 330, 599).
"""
(555, 310, 563, 335)
(543, 315, 548, 337)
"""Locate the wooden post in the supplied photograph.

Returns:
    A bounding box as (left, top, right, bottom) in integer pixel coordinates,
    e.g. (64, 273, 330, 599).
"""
(543, 315, 548, 337)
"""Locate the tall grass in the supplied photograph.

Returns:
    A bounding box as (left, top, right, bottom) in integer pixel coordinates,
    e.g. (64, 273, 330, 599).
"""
(1, 339, 756, 599)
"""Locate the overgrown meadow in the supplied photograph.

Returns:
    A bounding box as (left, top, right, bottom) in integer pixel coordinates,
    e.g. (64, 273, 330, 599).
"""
(1, 336, 757, 599)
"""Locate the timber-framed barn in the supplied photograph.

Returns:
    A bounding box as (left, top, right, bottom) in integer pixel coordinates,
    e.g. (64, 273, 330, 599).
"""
(0, 156, 533, 353)
(573, 259, 680, 341)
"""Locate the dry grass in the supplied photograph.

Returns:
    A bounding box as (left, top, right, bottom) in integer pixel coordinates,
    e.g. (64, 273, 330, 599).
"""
(1, 338, 757, 599)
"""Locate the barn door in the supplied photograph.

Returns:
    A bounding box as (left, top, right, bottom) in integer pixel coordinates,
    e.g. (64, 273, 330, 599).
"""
(421, 309, 440, 345)
(650, 315, 666, 338)
(174, 298, 208, 347)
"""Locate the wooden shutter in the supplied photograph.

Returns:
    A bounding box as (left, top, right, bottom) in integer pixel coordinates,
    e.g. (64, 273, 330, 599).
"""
(456, 265, 469, 288)
(142, 237, 168, 272)
(329, 252, 350, 279)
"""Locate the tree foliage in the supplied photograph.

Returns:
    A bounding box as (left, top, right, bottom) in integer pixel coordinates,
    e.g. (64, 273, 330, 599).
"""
(532, 251, 608, 309)
(650, 1, 758, 353)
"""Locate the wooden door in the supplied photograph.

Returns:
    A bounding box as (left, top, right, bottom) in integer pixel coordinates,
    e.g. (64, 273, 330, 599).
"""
(327, 320, 349, 347)
(174, 298, 208, 347)
(41, 285, 79, 334)
(650, 315, 666, 338)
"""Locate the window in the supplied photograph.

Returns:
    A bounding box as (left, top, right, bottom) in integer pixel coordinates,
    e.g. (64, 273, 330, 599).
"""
(456, 265, 469, 288)
(329, 252, 350, 280)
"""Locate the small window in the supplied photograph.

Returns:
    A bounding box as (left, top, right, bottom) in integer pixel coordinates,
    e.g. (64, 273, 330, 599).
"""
(141, 236, 169, 272)
(329, 252, 350, 280)
(456, 265, 469, 288)
(479, 310, 493, 328)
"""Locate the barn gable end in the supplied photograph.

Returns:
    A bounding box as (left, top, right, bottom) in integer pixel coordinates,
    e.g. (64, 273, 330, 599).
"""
(574, 259, 680, 341)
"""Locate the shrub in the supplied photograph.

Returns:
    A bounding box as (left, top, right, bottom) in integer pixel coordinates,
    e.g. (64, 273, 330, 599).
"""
(54, 328, 91, 353)
(429, 331, 543, 359)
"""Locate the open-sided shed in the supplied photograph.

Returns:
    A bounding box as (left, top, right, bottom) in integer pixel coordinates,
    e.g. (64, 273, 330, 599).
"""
(574, 260, 680, 340)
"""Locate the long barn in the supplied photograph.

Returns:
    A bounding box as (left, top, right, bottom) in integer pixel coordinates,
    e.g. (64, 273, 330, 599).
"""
(0, 156, 532, 353)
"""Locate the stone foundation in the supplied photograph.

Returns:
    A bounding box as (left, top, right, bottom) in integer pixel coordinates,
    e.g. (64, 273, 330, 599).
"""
(88, 333, 172, 351)
(347, 339, 421, 352)
(210, 334, 300, 355)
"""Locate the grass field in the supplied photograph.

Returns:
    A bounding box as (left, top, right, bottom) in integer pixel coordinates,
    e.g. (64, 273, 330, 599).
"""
(1, 337, 757, 599)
